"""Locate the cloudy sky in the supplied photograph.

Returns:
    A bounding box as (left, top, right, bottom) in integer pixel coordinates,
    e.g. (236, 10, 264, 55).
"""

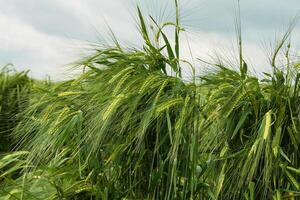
(0, 0, 299, 79)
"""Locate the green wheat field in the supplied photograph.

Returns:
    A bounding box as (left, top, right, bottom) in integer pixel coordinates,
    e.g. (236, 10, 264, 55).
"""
(0, 1, 300, 199)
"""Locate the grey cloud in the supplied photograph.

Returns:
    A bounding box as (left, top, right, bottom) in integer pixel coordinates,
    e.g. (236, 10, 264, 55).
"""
(185, 0, 300, 34)
(0, 0, 94, 40)
(0, 0, 299, 79)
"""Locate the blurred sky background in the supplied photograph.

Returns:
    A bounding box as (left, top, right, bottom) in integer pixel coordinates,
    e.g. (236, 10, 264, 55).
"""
(0, 0, 299, 79)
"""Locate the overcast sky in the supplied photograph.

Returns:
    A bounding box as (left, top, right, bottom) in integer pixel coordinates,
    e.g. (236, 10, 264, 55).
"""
(0, 0, 299, 79)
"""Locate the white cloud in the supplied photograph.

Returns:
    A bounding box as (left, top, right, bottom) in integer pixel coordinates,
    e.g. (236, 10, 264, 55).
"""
(177, 30, 270, 80)
(0, 0, 140, 80)
(0, 12, 85, 79)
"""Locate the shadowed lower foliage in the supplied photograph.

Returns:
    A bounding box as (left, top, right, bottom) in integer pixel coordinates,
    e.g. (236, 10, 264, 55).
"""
(0, 66, 31, 152)
(0, 1, 300, 199)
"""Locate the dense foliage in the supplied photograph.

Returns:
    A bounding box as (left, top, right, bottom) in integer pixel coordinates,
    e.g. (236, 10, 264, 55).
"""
(0, 66, 31, 152)
(0, 2, 300, 199)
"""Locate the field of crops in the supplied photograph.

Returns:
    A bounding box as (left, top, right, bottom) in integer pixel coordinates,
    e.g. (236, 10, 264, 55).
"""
(0, 2, 300, 200)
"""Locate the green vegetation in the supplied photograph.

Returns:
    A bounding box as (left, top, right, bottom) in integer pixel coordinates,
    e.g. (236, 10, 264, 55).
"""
(0, 1, 300, 199)
(0, 65, 31, 152)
